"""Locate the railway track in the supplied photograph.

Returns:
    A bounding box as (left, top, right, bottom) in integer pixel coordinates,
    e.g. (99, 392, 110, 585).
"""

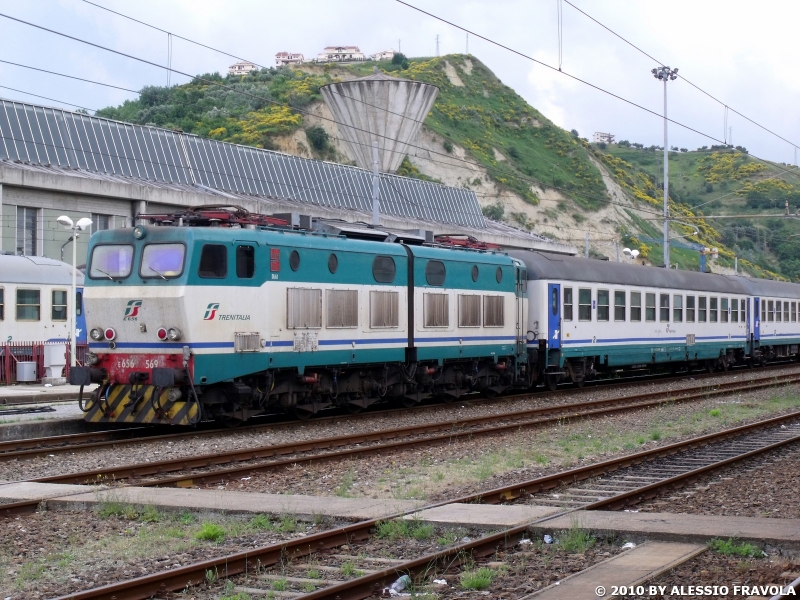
(49, 406, 800, 600)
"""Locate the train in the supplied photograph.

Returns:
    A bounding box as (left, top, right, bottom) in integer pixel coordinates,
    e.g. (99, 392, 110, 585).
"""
(69, 206, 800, 426)
(1, 254, 87, 344)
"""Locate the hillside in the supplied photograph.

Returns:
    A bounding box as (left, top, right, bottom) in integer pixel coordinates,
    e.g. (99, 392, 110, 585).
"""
(96, 54, 800, 280)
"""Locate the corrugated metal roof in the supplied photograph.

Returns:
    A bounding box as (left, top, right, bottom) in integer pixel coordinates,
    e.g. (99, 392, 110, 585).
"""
(0, 98, 485, 229)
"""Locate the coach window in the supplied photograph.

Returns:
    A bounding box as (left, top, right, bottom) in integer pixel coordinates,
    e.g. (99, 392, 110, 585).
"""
(785, 301, 790, 322)
(698, 297, 707, 322)
(767, 300, 774, 322)
(76, 291, 83, 317)
(645, 293, 656, 322)
(659, 294, 670, 322)
(198, 244, 227, 278)
(741, 299, 746, 323)
(16, 289, 40, 321)
(731, 298, 738, 323)
(776, 301, 782, 323)
(52, 290, 68, 321)
(563, 287, 573, 321)
(0, 288, 4, 320)
(236, 246, 255, 279)
(793, 302, 797, 322)
(597, 290, 610, 321)
(372, 256, 396, 283)
(578, 288, 592, 321)
(614, 290, 625, 321)
(630, 291, 642, 321)
(721, 298, 729, 323)
(710, 297, 718, 323)
(425, 260, 446, 286)
(673, 295, 683, 323)
(551, 287, 559, 316)
(686, 296, 696, 322)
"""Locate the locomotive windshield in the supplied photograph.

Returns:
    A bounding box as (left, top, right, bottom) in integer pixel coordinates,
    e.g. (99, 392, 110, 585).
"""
(89, 244, 134, 279)
(141, 243, 185, 279)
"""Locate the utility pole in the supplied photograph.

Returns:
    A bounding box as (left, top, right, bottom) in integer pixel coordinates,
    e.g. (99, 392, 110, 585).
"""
(436, 35, 440, 57)
(652, 65, 679, 268)
(585, 232, 589, 258)
(371, 140, 380, 226)
(466, 33, 469, 54)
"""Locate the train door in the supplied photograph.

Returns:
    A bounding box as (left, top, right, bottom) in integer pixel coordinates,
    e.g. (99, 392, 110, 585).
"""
(515, 266, 527, 356)
(547, 283, 561, 350)
(76, 288, 87, 344)
(745, 298, 751, 346)
(753, 297, 760, 342)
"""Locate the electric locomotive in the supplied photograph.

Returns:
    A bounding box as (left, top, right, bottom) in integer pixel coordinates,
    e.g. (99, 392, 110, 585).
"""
(70, 207, 529, 425)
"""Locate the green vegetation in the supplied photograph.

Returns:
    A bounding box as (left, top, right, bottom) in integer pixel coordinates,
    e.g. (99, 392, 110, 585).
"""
(708, 538, 761, 558)
(195, 522, 226, 542)
(460, 567, 495, 590)
(375, 518, 435, 540)
(557, 523, 596, 553)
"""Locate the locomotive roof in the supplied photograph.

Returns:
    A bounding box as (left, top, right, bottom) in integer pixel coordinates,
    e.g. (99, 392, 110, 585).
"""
(0, 255, 84, 286)
(508, 250, 760, 295)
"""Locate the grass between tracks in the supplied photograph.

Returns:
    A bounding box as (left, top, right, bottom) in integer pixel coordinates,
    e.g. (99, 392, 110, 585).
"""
(372, 386, 800, 501)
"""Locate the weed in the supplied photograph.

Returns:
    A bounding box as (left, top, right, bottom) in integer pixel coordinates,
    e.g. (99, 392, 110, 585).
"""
(460, 567, 494, 590)
(205, 568, 218, 584)
(558, 522, 595, 553)
(336, 469, 355, 497)
(195, 522, 226, 542)
(411, 522, 435, 540)
(708, 538, 761, 558)
(272, 577, 288, 591)
(250, 514, 273, 530)
(278, 514, 297, 533)
(303, 582, 317, 592)
(312, 513, 325, 527)
(636, 435, 646, 445)
(219, 578, 251, 599)
(437, 531, 459, 546)
(341, 561, 357, 577)
(97, 501, 139, 520)
(140, 505, 162, 523)
(178, 510, 197, 525)
(376, 519, 408, 540)
(307, 569, 321, 579)
(16, 560, 46, 586)
(650, 429, 662, 441)
(709, 408, 721, 417)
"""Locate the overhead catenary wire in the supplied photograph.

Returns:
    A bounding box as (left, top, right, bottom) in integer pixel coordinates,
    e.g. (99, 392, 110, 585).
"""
(0, 85, 97, 113)
(0, 59, 141, 94)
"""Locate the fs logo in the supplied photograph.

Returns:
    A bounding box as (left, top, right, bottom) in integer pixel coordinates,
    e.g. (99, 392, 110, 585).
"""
(203, 303, 220, 321)
(123, 300, 142, 321)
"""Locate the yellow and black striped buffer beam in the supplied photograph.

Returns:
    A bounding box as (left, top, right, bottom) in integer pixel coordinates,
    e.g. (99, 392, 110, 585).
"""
(84, 385, 199, 425)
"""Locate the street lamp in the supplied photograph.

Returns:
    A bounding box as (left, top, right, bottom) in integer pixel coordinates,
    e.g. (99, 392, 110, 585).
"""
(622, 247, 640, 264)
(57, 215, 92, 367)
(652, 65, 679, 268)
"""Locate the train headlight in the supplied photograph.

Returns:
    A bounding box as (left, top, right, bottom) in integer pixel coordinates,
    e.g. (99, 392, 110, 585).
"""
(167, 327, 182, 341)
(85, 352, 98, 366)
(90, 328, 103, 341)
(133, 225, 146, 240)
(157, 327, 168, 341)
(104, 328, 117, 341)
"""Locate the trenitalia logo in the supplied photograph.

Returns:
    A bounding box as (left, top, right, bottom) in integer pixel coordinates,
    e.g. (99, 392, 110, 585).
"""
(203, 303, 220, 320)
(123, 300, 142, 320)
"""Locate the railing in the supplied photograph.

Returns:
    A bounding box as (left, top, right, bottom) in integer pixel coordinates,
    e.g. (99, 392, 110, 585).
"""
(0, 341, 88, 384)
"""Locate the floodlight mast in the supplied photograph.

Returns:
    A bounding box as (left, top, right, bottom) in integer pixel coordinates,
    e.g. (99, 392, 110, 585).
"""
(652, 65, 679, 268)
(57, 215, 92, 368)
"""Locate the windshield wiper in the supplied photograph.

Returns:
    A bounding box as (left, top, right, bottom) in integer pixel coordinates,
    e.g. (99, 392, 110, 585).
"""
(92, 268, 115, 280)
(146, 265, 167, 280)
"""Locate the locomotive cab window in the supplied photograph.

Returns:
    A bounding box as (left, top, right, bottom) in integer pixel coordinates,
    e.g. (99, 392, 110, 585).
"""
(710, 297, 718, 323)
(89, 244, 133, 279)
(236, 245, 255, 279)
(673, 295, 683, 323)
(686, 296, 696, 322)
(372, 255, 396, 283)
(630, 291, 641, 322)
(563, 287, 573, 321)
(698, 297, 707, 322)
(660, 294, 670, 322)
(16, 289, 40, 321)
(721, 298, 729, 323)
(142, 243, 185, 279)
(198, 244, 226, 278)
(597, 289, 609, 322)
(578, 288, 591, 321)
(52, 290, 67, 321)
(614, 291, 625, 321)
(425, 260, 446, 286)
(645, 293, 656, 322)
(0, 288, 4, 320)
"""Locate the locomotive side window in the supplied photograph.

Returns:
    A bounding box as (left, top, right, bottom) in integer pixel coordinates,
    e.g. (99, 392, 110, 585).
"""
(495, 267, 503, 283)
(673, 295, 683, 323)
(326, 289, 358, 328)
(370, 291, 399, 328)
(424, 293, 449, 327)
(578, 288, 591, 321)
(721, 298, 729, 323)
(785, 301, 790, 322)
(52, 290, 68, 321)
(236, 245, 255, 279)
(0, 288, 4, 320)
(425, 260, 446, 286)
(484, 296, 505, 327)
(286, 288, 322, 328)
(710, 297, 718, 323)
(89, 244, 133, 279)
(16, 289, 40, 321)
(630, 291, 641, 321)
(458, 295, 481, 327)
(686, 296, 696, 322)
(328, 253, 338, 274)
(563, 287, 573, 321)
(645, 293, 656, 322)
(372, 256, 396, 283)
(698, 297, 707, 322)
(614, 291, 625, 321)
(731, 298, 738, 323)
(659, 294, 670, 322)
(597, 290, 609, 321)
(289, 250, 300, 271)
(471, 265, 479, 282)
(198, 244, 227, 278)
(142, 243, 185, 279)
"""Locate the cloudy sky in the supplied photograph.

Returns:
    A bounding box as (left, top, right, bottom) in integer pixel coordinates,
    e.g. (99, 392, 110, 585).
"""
(1, 0, 798, 165)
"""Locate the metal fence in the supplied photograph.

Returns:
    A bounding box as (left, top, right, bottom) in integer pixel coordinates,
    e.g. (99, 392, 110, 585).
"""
(0, 341, 88, 384)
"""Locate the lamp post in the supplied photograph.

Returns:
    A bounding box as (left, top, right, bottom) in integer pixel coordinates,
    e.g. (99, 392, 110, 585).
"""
(57, 215, 92, 367)
(652, 65, 679, 268)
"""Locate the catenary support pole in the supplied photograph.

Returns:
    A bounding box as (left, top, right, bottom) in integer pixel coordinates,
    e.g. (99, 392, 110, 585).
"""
(372, 140, 380, 226)
(663, 76, 669, 269)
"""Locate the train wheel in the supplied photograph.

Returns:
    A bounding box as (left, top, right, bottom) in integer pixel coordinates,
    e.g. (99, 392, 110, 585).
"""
(346, 403, 363, 414)
(573, 378, 585, 389)
(705, 360, 716, 373)
(219, 415, 243, 428)
(545, 375, 559, 392)
(401, 398, 418, 408)
(292, 407, 314, 421)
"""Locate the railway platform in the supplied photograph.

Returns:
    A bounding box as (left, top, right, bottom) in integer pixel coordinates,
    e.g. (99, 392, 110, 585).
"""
(0, 382, 93, 404)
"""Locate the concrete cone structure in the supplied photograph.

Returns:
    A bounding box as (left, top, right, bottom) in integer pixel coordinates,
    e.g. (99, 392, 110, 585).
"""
(321, 68, 439, 173)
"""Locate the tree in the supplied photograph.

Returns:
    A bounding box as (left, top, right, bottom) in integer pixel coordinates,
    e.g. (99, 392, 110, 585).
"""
(392, 53, 407, 65)
(482, 202, 504, 221)
(305, 125, 329, 151)
(618, 140, 631, 147)
(570, 129, 579, 137)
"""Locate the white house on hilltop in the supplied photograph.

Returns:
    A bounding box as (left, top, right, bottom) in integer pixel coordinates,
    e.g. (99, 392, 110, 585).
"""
(228, 61, 259, 76)
(275, 52, 305, 67)
(593, 132, 615, 144)
(317, 46, 366, 63)
(370, 49, 396, 61)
